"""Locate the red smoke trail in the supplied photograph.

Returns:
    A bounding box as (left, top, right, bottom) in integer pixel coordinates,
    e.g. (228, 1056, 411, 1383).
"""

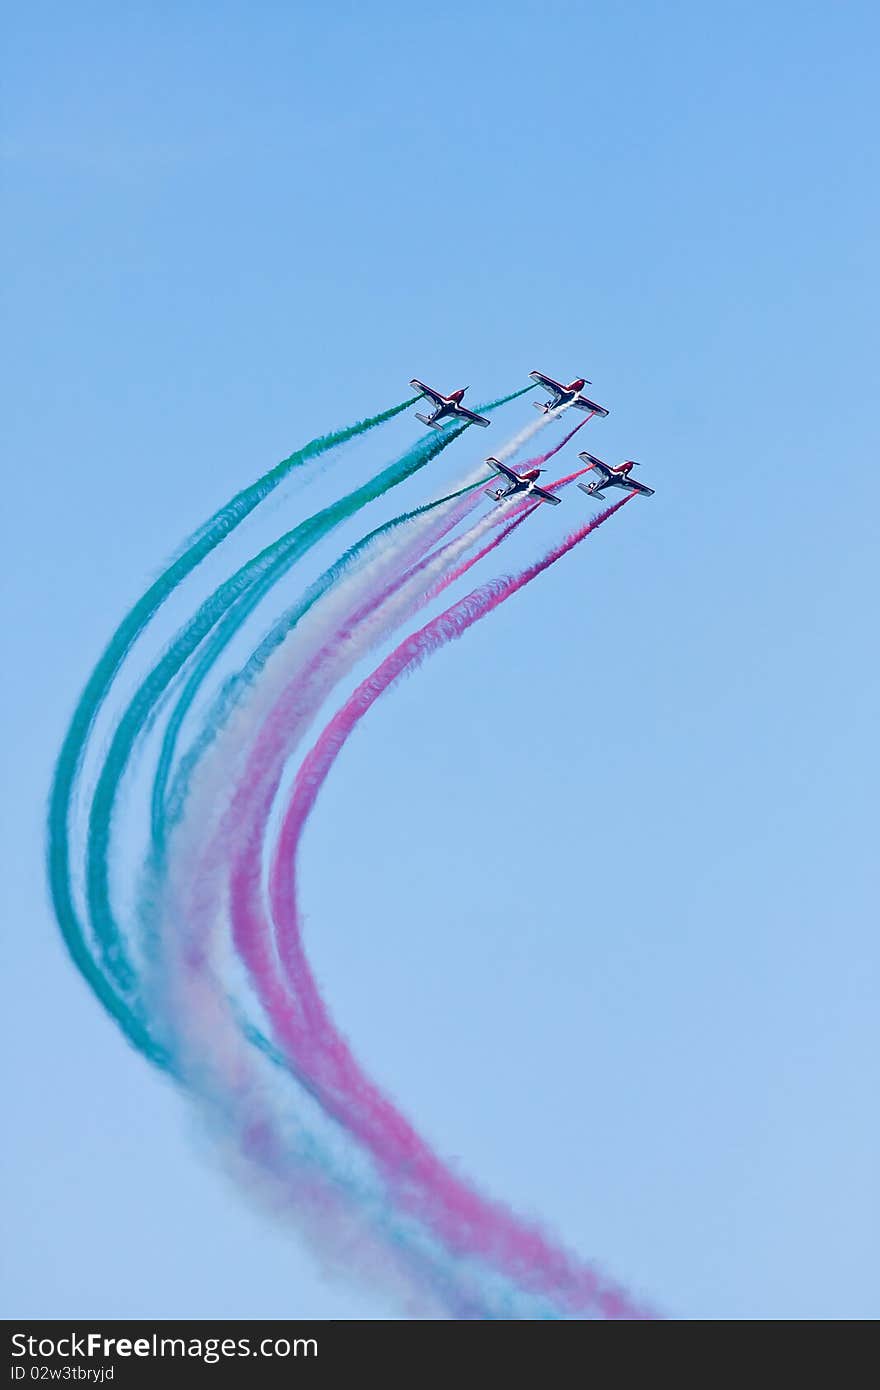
(190, 459, 593, 1037)
(408, 459, 599, 600)
(285, 411, 596, 668)
(490, 410, 594, 482)
(237, 491, 647, 1318)
(525, 409, 595, 468)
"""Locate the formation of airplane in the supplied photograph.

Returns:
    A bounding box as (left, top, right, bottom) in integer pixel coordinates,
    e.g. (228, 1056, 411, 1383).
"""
(410, 379, 491, 430)
(408, 369, 656, 509)
(577, 452, 655, 499)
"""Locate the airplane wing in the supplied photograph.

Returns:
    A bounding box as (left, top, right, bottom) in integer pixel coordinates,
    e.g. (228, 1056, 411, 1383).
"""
(455, 406, 491, 427)
(410, 378, 444, 405)
(485, 457, 519, 483)
(530, 484, 562, 506)
(579, 453, 613, 481)
(529, 371, 563, 396)
(573, 394, 610, 418)
(626, 478, 655, 497)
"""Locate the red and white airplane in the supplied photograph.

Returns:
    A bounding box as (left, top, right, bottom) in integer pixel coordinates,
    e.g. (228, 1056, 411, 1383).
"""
(577, 451, 655, 499)
(485, 457, 561, 506)
(410, 378, 491, 430)
(529, 370, 609, 418)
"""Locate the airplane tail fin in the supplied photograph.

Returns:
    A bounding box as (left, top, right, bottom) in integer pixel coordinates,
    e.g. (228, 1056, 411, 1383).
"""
(415, 412, 441, 430)
(578, 481, 605, 500)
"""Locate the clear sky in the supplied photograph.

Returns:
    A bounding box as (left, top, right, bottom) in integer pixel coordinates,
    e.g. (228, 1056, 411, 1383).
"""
(2, 1, 878, 1319)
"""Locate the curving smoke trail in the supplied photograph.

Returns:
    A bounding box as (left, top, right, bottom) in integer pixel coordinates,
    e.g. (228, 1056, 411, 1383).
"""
(81, 387, 532, 1027)
(48, 374, 650, 1318)
(152, 406, 591, 921)
(179, 493, 641, 1318)
(88, 428, 467, 998)
(48, 395, 429, 1064)
(171, 449, 598, 981)
(155, 426, 638, 1318)
(156, 866, 578, 1319)
(154, 478, 634, 1320)
(258, 496, 639, 1316)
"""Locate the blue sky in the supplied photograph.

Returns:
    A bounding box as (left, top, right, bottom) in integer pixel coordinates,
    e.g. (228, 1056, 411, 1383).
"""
(2, 1, 878, 1318)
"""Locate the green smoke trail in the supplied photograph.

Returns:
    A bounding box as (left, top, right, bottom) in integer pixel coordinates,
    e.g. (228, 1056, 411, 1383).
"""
(84, 385, 532, 1006)
(49, 384, 532, 1064)
(47, 396, 415, 1065)
(86, 430, 458, 994)
(126, 475, 485, 1096)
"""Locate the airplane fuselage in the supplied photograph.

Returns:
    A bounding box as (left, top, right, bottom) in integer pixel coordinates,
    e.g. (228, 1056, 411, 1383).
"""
(512, 469, 541, 494)
(587, 466, 634, 495)
(495, 470, 542, 500)
(578, 452, 652, 500)
(539, 379, 586, 412)
(412, 378, 489, 431)
(430, 389, 465, 421)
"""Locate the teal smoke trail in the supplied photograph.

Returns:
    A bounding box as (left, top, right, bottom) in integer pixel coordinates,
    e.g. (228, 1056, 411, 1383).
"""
(48, 397, 418, 1065)
(161, 468, 594, 1077)
(81, 386, 532, 1013)
(175, 494, 641, 1318)
(86, 429, 461, 997)
(155, 478, 484, 854)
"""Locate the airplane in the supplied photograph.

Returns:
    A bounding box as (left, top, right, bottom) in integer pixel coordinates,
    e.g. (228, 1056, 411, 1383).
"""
(577, 451, 655, 499)
(484, 457, 562, 506)
(409, 378, 491, 430)
(529, 370, 610, 418)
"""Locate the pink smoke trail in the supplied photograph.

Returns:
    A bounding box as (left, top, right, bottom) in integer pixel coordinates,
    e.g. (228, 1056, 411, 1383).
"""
(175, 456, 595, 1115)
(345, 409, 595, 631)
(526, 410, 595, 467)
(198, 451, 594, 942)
(174, 433, 628, 1315)
(336, 454, 597, 659)
(213, 455, 595, 994)
(154, 876, 491, 1319)
(419, 459, 597, 596)
(231, 492, 647, 1318)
